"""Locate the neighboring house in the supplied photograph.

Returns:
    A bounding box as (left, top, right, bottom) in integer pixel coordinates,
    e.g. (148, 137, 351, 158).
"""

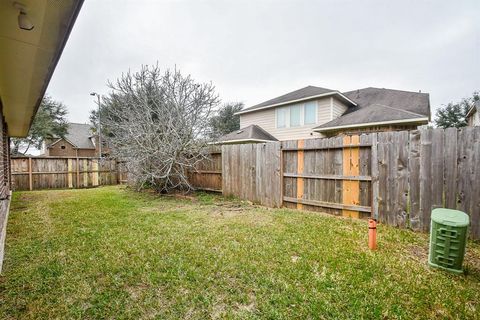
(467, 100, 480, 127)
(43, 123, 105, 157)
(0, 0, 84, 271)
(219, 86, 430, 143)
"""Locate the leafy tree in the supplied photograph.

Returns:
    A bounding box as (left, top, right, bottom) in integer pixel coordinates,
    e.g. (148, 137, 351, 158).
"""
(208, 102, 243, 139)
(11, 95, 68, 155)
(435, 91, 479, 128)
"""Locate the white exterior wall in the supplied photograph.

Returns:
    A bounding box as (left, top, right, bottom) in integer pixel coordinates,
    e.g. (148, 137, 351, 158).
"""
(240, 97, 349, 141)
(469, 110, 480, 126)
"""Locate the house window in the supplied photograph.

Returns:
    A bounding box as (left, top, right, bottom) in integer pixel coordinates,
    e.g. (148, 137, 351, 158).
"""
(290, 105, 302, 127)
(275, 101, 317, 128)
(304, 102, 316, 124)
(60, 145, 66, 149)
(276, 107, 288, 128)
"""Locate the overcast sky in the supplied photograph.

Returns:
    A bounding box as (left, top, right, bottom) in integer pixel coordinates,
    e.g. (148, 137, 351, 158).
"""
(47, 0, 480, 124)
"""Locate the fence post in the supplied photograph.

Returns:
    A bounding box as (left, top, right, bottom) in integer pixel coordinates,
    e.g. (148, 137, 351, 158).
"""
(342, 135, 360, 218)
(279, 142, 284, 208)
(296, 140, 305, 210)
(28, 157, 33, 191)
(83, 159, 88, 187)
(370, 133, 379, 220)
(92, 159, 99, 186)
(76, 157, 80, 187)
(67, 158, 73, 188)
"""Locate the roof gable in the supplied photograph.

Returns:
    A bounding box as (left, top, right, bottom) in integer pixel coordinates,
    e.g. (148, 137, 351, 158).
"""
(217, 125, 278, 144)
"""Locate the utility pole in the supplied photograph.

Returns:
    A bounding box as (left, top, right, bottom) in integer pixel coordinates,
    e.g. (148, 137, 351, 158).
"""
(90, 92, 102, 158)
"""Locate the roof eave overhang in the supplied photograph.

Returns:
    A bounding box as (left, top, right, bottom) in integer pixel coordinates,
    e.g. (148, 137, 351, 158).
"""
(466, 105, 478, 118)
(235, 91, 357, 115)
(1, 0, 85, 137)
(209, 138, 276, 145)
(313, 117, 430, 133)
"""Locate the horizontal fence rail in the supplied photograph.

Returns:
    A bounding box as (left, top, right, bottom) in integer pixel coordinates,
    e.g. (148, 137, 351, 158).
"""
(190, 127, 480, 239)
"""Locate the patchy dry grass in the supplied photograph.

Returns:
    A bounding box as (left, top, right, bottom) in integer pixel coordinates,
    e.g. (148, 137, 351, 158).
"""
(0, 186, 479, 319)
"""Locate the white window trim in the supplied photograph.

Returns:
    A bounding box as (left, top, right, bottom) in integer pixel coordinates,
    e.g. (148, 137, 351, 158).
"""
(275, 101, 318, 128)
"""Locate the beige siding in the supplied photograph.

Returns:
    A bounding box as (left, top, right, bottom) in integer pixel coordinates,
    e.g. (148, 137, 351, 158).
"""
(239, 96, 349, 141)
(332, 99, 349, 118)
(468, 110, 479, 126)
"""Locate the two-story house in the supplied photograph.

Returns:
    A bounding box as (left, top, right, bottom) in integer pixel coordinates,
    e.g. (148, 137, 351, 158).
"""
(217, 86, 430, 143)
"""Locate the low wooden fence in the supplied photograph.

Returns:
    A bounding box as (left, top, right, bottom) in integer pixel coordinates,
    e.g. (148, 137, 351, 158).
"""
(191, 127, 480, 239)
(11, 157, 120, 191)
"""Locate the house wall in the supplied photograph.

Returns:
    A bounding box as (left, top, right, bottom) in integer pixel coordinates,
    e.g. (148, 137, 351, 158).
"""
(468, 110, 479, 126)
(46, 138, 96, 157)
(77, 149, 96, 157)
(240, 97, 349, 141)
(332, 99, 349, 118)
(0, 109, 11, 272)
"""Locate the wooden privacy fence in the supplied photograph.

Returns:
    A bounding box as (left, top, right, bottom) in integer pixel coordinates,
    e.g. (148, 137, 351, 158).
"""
(11, 157, 120, 191)
(191, 127, 480, 239)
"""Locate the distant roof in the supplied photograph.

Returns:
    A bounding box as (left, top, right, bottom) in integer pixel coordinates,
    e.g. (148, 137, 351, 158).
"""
(216, 125, 278, 144)
(49, 123, 95, 149)
(236, 86, 356, 115)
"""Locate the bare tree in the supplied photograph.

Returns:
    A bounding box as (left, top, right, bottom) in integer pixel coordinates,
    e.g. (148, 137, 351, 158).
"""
(101, 65, 220, 192)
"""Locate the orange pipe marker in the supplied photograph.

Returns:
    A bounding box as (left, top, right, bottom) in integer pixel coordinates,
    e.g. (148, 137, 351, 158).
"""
(368, 219, 377, 250)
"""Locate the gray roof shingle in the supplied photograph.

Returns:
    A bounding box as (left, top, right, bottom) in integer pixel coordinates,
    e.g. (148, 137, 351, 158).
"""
(217, 125, 278, 143)
(314, 104, 428, 131)
(314, 87, 430, 132)
(343, 87, 430, 116)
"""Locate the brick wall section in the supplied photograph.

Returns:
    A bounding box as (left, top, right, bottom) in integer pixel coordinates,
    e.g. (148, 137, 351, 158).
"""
(0, 108, 11, 272)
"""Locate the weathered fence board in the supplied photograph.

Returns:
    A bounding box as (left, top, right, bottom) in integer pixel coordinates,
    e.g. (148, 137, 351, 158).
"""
(188, 147, 222, 192)
(191, 127, 480, 239)
(11, 157, 119, 191)
(408, 130, 421, 230)
(222, 142, 282, 207)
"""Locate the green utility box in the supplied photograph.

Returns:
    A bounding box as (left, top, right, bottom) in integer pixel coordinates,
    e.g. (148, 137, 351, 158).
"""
(428, 208, 469, 274)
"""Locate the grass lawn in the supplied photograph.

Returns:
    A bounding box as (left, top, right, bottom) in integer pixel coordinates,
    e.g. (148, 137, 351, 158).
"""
(1, 186, 479, 319)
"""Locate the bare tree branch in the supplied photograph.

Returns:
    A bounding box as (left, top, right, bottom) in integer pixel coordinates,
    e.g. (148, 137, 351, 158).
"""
(101, 65, 220, 192)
